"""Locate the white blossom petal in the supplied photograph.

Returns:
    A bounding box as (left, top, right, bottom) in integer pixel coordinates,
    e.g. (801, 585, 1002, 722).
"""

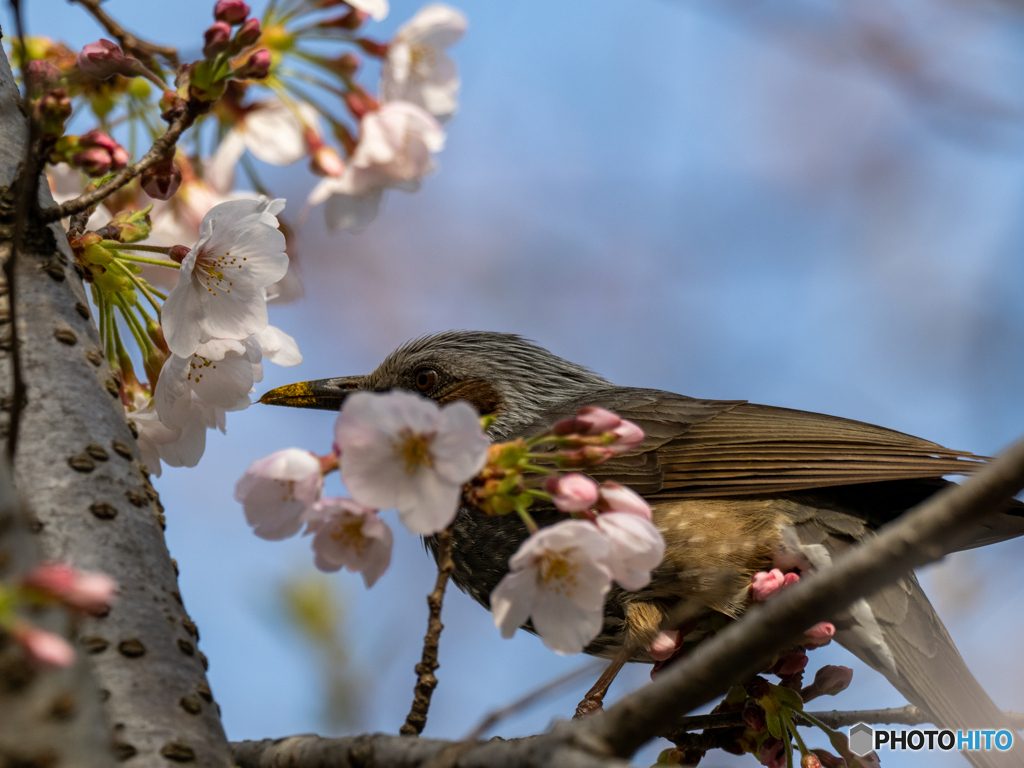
(348, 0, 388, 21)
(235, 448, 323, 540)
(308, 499, 392, 587)
(595, 512, 665, 591)
(253, 325, 303, 366)
(491, 568, 537, 639)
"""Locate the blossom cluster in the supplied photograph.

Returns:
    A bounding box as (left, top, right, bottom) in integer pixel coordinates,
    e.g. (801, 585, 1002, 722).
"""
(17, 0, 466, 474)
(236, 393, 666, 654)
(0, 563, 118, 668)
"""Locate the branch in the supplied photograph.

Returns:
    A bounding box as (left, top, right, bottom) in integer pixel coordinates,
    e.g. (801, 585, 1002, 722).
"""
(68, 0, 179, 71)
(40, 99, 205, 223)
(580, 435, 1024, 758)
(231, 732, 634, 768)
(464, 660, 605, 742)
(401, 525, 455, 736)
(663, 705, 1024, 736)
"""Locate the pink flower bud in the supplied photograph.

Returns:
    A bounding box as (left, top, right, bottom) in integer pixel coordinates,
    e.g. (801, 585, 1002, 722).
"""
(168, 244, 191, 263)
(234, 49, 271, 80)
(141, 154, 181, 200)
(232, 18, 262, 50)
(750, 569, 788, 601)
(72, 147, 113, 176)
(203, 22, 233, 58)
(214, 0, 250, 24)
(344, 90, 379, 119)
(770, 648, 808, 677)
(25, 60, 61, 95)
(23, 562, 118, 616)
(596, 481, 652, 519)
(556, 445, 617, 468)
(555, 406, 622, 436)
(77, 39, 142, 80)
(801, 755, 823, 768)
(544, 473, 599, 513)
(804, 665, 853, 699)
(758, 739, 786, 768)
(310, 146, 345, 177)
(811, 750, 846, 768)
(13, 624, 76, 667)
(80, 130, 129, 170)
(803, 621, 835, 648)
(648, 629, 680, 661)
(742, 699, 767, 732)
(608, 419, 644, 452)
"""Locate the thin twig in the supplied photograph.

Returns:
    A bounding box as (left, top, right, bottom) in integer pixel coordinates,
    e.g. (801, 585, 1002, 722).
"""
(662, 705, 1024, 738)
(464, 660, 605, 742)
(68, 0, 179, 71)
(5, 0, 42, 463)
(400, 525, 455, 736)
(42, 99, 206, 223)
(583, 436, 1024, 758)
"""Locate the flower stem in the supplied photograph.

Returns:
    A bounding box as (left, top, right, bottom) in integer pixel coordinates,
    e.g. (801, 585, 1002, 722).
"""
(103, 299, 117, 368)
(785, 708, 811, 757)
(781, 714, 794, 768)
(112, 252, 181, 269)
(516, 507, 540, 535)
(105, 242, 172, 254)
(108, 261, 163, 319)
(114, 295, 154, 357)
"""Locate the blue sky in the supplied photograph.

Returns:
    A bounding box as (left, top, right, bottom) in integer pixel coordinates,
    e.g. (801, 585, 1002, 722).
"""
(5, 0, 1024, 764)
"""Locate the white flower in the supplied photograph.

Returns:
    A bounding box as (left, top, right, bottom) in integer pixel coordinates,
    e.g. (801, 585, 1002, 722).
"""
(126, 396, 208, 476)
(594, 512, 665, 591)
(382, 4, 466, 120)
(354, 102, 445, 181)
(306, 498, 393, 587)
(334, 389, 488, 535)
(306, 103, 443, 232)
(161, 197, 289, 357)
(154, 336, 261, 428)
(207, 100, 320, 192)
(253, 324, 302, 367)
(490, 520, 612, 655)
(596, 481, 653, 520)
(235, 448, 323, 540)
(348, 0, 388, 21)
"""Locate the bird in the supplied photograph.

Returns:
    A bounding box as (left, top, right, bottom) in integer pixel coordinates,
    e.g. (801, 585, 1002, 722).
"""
(260, 330, 1024, 767)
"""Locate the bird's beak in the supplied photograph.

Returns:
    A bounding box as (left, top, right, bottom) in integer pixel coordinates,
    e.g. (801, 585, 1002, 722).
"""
(258, 376, 366, 411)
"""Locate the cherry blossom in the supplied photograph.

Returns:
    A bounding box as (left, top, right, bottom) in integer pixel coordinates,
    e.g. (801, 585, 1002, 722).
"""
(544, 472, 598, 512)
(750, 568, 800, 602)
(595, 481, 652, 519)
(235, 448, 323, 540)
(334, 389, 488, 535)
(306, 498, 393, 587)
(490, 519, 613, 654)
(161, 197, 289, 357)
(801, 665, 853, 701)
(307, 102, 444, 232)
(594, 512, 665, 591)
(382, 4, 466, 120)
(12, 623, 76, 667)
(154, 336, 261, 428)
(207, 100, 320, 193)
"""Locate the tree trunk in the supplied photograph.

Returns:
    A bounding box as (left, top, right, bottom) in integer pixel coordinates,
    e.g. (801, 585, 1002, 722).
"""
(0, 38, 232, 767)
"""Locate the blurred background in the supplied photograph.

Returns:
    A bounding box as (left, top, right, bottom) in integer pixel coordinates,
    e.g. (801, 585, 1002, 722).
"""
(6, 0, 1024, 765)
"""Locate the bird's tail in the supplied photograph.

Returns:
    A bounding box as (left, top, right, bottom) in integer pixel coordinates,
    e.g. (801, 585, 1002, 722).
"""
(835, 576, 1024, 768)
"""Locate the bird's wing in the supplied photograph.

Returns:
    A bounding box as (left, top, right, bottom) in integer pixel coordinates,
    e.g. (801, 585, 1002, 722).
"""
(525, 387, 985, 498)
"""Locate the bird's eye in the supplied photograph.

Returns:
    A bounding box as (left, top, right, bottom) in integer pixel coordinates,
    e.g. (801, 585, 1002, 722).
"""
(414, 368, 438, 392)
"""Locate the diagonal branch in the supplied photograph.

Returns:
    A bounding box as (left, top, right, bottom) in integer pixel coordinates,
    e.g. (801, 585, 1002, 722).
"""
(41, 99, 205, 223)
(581, 436, 1024, 758)
(68, 0, 179, 72)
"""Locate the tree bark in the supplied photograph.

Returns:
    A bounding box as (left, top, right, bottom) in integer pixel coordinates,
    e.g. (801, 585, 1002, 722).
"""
(0, 38, 232, 767)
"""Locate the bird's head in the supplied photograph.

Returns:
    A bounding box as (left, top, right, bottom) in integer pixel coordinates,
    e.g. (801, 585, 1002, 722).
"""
(259, 330, 609, 440)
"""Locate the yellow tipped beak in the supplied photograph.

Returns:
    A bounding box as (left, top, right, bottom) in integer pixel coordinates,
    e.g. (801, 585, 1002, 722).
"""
(259, 376, 366, 411)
